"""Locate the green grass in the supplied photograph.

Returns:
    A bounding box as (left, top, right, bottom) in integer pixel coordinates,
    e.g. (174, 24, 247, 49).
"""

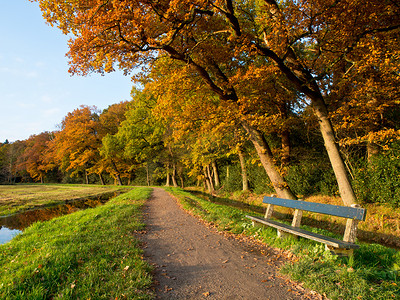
(0, 187, 154, 299)
(0, 184, 127, 216)
(165, 187, 400, 300)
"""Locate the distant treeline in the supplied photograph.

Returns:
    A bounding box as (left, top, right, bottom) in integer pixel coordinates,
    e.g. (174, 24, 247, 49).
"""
(0, 84, 399, 206)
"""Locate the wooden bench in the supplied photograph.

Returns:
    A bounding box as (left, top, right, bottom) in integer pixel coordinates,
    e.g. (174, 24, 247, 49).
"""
(246, 197, 366, 256)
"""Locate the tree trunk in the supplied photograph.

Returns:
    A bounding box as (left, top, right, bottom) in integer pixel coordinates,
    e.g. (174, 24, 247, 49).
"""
(211, 161, 220, 189)
(311, 98, 357, 206)
(180, 175, 184, 188)
(278, 101, 290, 167)
(110, 160, 123, 185)
(204, 169, 211, 192)
(204, 165, 215, 193)
(85, 169, 89, 184)
(172, 164, 178, 187)
(115, 174, 123, 186)
(207, 164, 215, 191)
(99, 173, 105, 185)
(146, 163, 150, 186)
(238, 147, 249, 191)
(241, 121, 296, 199)
(281, 129, 290, 167)
(165, 164, 170, 186)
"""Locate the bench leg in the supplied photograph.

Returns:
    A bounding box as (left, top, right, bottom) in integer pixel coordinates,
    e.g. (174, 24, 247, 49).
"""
(325, 245, 354, 257)
(251, 221, 265, 229)
(277, 229, 298, 240)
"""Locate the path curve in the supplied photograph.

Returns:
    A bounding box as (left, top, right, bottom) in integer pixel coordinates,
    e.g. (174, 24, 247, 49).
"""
(141, 188, 320, 299)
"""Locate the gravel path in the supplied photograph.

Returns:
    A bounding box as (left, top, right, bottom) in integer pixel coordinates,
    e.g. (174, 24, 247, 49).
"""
(141, 188, 320, 299)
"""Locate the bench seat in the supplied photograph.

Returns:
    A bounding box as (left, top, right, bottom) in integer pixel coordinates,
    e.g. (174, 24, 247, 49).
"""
(246, 196, 366, 256)
(246, 215, 359, 249)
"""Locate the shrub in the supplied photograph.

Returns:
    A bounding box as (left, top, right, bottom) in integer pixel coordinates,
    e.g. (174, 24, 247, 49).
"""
(285, 162, 338, 197)
(353, 152, 400, 207)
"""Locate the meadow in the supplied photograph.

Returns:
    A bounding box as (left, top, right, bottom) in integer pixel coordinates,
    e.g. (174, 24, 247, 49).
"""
(0, 184, 126, 216)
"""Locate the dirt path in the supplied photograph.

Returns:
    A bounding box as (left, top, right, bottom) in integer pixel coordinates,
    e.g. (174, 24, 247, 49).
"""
(141, 188, 320, 299)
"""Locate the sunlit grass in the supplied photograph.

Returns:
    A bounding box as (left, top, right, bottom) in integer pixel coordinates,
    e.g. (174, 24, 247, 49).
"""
(0, 187, 154, 299)
(165, 187, 400, 300)
(0, 184, 126, 216)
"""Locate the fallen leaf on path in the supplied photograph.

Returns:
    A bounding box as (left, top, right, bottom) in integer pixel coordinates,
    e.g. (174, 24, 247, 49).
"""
(164, 286, 173, 292)
(203, 292, 210, 297)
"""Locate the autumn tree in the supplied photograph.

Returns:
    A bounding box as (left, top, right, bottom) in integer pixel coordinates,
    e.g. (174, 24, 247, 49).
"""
(96, 101, 130, 184)
(0, 140, 26, 183)
(252, 0, 400, 204)
(17, 132, 54, 183)
(49, 105, 103, 184)
(147, 57, 257, 192)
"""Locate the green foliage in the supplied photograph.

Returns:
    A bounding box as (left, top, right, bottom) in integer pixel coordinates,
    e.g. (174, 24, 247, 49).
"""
(0, 188, 153, 299)
(353, 148, 400, 207)
(248, 164, 275, 194)
(219, 160, 275, 194)
(285, 162, 338, 196)
(220, 164, 243, 193)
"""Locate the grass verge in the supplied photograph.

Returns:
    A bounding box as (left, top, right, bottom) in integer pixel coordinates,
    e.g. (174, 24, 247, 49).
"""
(0, 187, 153, 299)
(165, 187, 400, 300)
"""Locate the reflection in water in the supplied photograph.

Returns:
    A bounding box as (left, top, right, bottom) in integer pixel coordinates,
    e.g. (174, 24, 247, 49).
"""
(0, 227, 21, 244)
(0, 192, 119, 244)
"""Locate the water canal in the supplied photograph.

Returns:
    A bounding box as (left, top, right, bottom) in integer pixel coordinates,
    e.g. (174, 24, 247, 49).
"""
(0, 191, 121, 244)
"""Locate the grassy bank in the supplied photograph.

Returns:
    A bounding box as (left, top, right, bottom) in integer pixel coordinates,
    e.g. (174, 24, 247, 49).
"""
(0, 184, 126, 216)
(165, 187, 400, 300)
(0, 187, 153, 299)
(189, 188, 400, 249)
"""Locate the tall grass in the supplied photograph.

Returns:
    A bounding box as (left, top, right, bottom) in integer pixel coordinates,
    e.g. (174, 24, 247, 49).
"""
(165, 187, 400, 299)
(0, 187, 153, 299)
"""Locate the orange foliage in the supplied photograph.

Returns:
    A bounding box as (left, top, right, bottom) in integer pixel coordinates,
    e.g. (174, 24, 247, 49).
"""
(48, 105, 102, 176)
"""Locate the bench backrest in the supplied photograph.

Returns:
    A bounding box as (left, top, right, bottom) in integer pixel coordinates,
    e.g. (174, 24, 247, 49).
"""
(263, 197, 366, 221)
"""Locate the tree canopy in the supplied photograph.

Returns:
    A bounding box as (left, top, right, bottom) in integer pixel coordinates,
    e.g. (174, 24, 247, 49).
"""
(5, 0, 397, 205)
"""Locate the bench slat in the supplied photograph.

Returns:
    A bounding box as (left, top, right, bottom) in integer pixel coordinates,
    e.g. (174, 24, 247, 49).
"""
(246, 215, 360, 249)
(263, 197, 366, 221)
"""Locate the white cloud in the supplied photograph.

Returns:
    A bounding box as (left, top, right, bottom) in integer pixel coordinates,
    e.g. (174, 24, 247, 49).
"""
(26, 71, 39, 78)
(40, 95, 55, 104)
(16, 101, 36, 109)
(14, 57, 24, 63)
(35, 61, 46, 68)
(42, 107, 61, 117)
(0, 65, 39, 79)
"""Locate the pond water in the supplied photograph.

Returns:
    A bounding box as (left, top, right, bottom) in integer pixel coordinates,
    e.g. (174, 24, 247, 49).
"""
(0, 191, 119, 245)
(0, 227, 21, 244)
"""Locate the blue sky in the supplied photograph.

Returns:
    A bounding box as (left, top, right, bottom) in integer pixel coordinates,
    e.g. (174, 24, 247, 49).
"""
(0, 1, 136, 143)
